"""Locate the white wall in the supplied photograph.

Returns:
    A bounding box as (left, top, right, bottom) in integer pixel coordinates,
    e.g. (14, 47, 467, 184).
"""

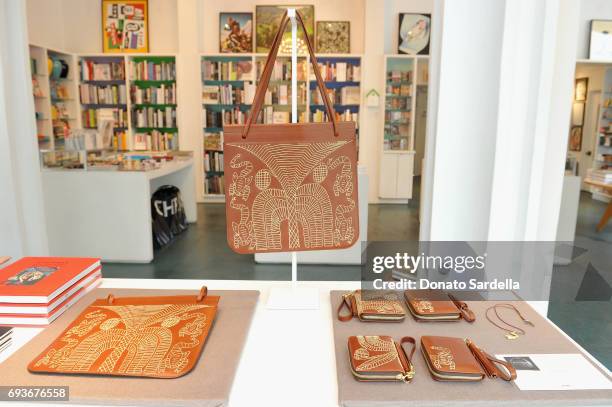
(26, 0, 65, 50)
(27, 0, 178, 53)
(576, 0, 612, 60)
(199, 0, 365, 54)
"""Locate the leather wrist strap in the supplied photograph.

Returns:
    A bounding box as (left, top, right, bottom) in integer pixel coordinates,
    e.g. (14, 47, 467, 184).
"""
(466, 340, 516, 381)
(448, 294, 475, 322)
(337, 293, 355, 321)
(242, 9, 339, 139)
(397, 336, 416, 381)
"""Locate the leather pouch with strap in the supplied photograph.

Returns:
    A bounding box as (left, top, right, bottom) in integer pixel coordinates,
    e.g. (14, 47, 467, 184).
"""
(223, 10, 359, 254)
(338, 290, 405, 322)
(348, 335, 416, 382)
(404, 289, 475, 322)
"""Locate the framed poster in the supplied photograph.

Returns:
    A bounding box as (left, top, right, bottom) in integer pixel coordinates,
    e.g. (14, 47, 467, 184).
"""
(102, 0, 149, 53)
(589, 20, 612, 60)
(316, 21, 350, 53)
(220, 12, 253, 53)
(575, 77, 588, 102)
(571, 102, 585, 126)
(255, 5, 314, 54)
(569, 126, 583, 152)
(398, 13, 430, 55)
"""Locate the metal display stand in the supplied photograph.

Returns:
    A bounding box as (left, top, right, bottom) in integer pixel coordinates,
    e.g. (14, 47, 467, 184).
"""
(266, 9, 320, 310)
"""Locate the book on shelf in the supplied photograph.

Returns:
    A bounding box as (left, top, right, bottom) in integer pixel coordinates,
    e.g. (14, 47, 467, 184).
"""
(202, 84, 255, 105)
(272, 111, 290, 124)
(0, 257, 100, 304)
(385, 110, 411, 123)
(32, 77, 44, 98)
(130, 60, 176, 81)
(204, 133, 223, 151)
(131, 83, 176, 105)
(133, 106, 177, 128)
(311, 61, 360, 82)
(82, 108, 127, 129)
(79, 83, 127, 105)
(81, 59, 125, 81)
(203, 107, 247, 127)
(202, 60, 253, 81)
(205, 175, 225, 195)
(263, 83, 307, 105)
(112, 130, 130, 151)
(388, 70, 412, 82)
(311, 86, 360, 105)
(256, 59, 307, 81)
(202, 85, 220, 104)
(133, 130, 177, 151)
(386, 83, 412, 97)
(311, 108, 358, 125)
(204, 151, 224, 172)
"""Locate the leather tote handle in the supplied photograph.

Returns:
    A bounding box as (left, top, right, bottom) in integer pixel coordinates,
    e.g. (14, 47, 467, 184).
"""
(242, 9, 339, 139)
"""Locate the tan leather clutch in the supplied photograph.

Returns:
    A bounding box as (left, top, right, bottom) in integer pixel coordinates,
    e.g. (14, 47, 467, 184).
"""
(420, 336, 516, 382)
(28, 287, 219, 379)
(348, 335, 416, 382)
(404, 289, 475, 322)
(338, 290, 405, 322)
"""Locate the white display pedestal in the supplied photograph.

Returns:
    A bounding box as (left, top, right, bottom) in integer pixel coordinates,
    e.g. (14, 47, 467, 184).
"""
(41, 158, 197, 263)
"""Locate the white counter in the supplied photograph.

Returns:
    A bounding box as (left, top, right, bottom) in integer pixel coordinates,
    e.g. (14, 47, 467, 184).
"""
(41, 159, 197, 263)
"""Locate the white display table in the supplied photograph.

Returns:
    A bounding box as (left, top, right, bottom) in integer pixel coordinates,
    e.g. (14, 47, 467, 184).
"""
(1, 278, 609, 407)
(41, 159, 197, 263)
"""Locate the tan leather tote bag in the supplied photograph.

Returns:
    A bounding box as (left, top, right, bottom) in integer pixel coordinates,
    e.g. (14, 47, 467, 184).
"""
(223, 10, 359, 254)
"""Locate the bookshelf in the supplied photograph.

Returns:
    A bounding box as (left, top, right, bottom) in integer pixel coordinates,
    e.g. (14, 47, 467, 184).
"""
(29, 45, 80, 151)
(201, 55, 255, 200)
(128, 56, 179, 152)
(378, 55, 425, 200)
(30, 45, 53, 150)
(78, 56, 129, 150)
(200, 53, 362, 202)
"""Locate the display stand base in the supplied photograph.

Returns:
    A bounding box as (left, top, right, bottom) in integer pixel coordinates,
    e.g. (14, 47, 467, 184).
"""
(267, 286, 320, 310)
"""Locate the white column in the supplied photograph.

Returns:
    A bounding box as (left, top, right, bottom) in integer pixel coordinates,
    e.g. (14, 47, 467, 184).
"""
(0, 0, 49, 257)
(426, 0, 506, 241)
(360, 0, 386, 203)
(176, 0, 204, 201)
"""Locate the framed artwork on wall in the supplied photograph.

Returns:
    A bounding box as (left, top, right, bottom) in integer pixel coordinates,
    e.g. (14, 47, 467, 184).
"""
(575, 77, 588, 102)
(255, 5, 314, 54)
(219, 13, 253, 53)
(316, 21, 350, 53)
(589, 20, 612, 60)
(101, 0, 149, 53)
(571, 102, 585, 126)
(398, 13, 430, 55)
(569, 126, 583, 152)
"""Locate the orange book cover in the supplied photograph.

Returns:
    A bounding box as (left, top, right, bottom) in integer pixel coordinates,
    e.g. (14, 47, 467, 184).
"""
(0, 257, 100, 304)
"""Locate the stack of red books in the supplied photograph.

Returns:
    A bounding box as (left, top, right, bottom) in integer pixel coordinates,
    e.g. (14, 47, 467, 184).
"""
(0, 257, 101, 326)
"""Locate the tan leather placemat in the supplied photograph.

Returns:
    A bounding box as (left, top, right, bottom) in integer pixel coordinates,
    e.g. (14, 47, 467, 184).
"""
(331, 291, 612, 407)
(1, 288, 259, 407)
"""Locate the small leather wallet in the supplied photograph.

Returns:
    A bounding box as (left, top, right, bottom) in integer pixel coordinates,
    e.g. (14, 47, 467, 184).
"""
(420, 335, 516, 382)
(29, 287, 219, 379)
(348, 335, 416, 382)
(338, 290, 405, 322)
(404, 289, 475, 322)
